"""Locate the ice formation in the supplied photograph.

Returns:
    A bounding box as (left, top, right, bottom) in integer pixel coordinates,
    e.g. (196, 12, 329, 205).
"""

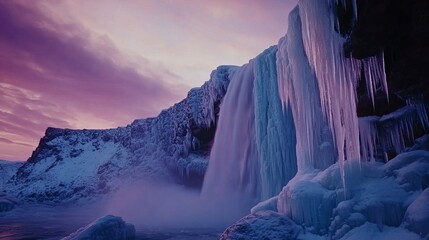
(202, 47, 298, 201)
(254, 47, 297, 200)
(359, 101, 429, 162)
(203, 0, 389, 201)
(277, 0, 389, 178)
(62, 215, 135, 240)
(203, 0, 390, 203)
(203, 0, 428, 238)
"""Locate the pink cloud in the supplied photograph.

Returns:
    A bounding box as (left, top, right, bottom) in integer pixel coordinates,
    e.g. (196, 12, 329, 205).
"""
(0, 0, 299, 160)
(0, 1, 189, 160)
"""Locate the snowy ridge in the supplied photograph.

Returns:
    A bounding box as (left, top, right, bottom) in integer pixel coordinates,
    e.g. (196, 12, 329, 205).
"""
(7, 65, 237, 202)
(0, 160, 23, 192)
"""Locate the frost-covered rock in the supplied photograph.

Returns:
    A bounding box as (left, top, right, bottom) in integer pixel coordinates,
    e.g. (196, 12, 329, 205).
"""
(7, 66, 237, 202)
(403, 188, 429, 237)
(62, 215, 135, 240)
(220, 211, 302, 240)
(340, 222, 421, 240)
(0, 160, 23, 191)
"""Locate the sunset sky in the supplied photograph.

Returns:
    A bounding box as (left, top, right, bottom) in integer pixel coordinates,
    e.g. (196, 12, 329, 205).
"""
(0, 0, 298, 160)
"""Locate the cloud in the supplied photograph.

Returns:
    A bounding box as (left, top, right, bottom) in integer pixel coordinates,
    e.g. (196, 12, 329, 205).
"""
(0, 1, 189, 160)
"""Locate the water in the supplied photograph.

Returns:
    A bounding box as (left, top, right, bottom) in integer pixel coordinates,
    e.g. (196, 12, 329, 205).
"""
(0, 205, 221, 240)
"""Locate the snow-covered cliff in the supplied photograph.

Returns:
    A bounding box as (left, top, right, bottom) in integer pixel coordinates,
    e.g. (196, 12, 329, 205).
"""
(6, 65, 237, 202)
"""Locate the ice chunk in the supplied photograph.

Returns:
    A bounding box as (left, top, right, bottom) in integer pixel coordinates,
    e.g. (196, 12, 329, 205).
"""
(250, 196, 278, 214)
(383, 150, 429, 191)
(403, 188, 429, 237)
(277, 159, 415, 236)
(220, 211, 302, 240)
(340, 222, 420, 240)
(62, 215, 135, 240)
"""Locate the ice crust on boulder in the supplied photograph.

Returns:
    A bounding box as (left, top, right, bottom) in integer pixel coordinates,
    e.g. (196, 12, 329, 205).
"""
(62, 215, 135, 240)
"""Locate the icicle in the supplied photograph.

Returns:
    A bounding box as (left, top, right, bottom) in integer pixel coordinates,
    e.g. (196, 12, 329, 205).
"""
(277, 6, 336, 172)
(277, 0, 388, 186)
(363, 101, 429, 158)
(352, 0, 358, 20)
(298, 0, 362, 182)
(359, 116, 379, 162)
(362, 53, 389, 107)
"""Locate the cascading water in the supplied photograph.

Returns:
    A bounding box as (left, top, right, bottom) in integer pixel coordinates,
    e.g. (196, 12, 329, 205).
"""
(201, 61, 260, 201)
(202, 47, 298, 202)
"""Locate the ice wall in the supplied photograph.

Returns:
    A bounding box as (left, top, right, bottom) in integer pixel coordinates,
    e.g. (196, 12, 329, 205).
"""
(254, 46, 297, 200)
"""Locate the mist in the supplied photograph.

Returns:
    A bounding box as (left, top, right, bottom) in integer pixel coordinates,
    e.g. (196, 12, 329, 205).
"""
(102, 180, 255, 231)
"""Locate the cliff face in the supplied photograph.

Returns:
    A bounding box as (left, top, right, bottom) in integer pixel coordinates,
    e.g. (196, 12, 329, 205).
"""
(8, 66, 237, 202)
(341, 0, 429, 116)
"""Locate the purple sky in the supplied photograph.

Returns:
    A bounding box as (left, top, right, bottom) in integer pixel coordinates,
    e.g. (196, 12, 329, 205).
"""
(0, 0, 298, 160)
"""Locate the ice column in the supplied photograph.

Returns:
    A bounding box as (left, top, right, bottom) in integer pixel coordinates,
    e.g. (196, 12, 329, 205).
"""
(277, 0, 388, 180)
(277, 7, 336, 173)
(254, 46, 297, 200)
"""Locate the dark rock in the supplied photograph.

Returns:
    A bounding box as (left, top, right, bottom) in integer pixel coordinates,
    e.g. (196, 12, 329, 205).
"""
(0, 197, 15, 212)
(343, 0, 429, 105)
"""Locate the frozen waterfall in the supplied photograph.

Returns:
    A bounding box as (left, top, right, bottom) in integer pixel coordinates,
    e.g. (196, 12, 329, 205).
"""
(202, 0, 397, 205)
(202, 48, 298, 202)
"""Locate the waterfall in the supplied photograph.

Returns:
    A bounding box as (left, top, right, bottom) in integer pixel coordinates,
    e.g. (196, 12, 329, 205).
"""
(202, 0, 388, 204)
(202, 47, 298, 202)
(201, 61, 260, 201)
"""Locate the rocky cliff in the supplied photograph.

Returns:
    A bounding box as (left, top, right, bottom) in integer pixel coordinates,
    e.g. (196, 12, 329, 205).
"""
(6, 66, 237, 202)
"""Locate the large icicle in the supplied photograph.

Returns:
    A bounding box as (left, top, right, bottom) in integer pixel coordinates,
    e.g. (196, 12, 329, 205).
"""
(254, 46, 297, 200)
(298, 0, 361, 177)
(277, 7, 336, 172)
(277, 0, 388, 180)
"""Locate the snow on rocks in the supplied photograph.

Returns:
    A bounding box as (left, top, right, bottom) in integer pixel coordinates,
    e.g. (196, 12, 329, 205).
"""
(219, 211, 302, 240)
(403, 188, 429, 237)
(7, 66, 236, 203)
(62, 215, 135, 240)
(0, 160, 23, 191)
(340, 222, 421, 240)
